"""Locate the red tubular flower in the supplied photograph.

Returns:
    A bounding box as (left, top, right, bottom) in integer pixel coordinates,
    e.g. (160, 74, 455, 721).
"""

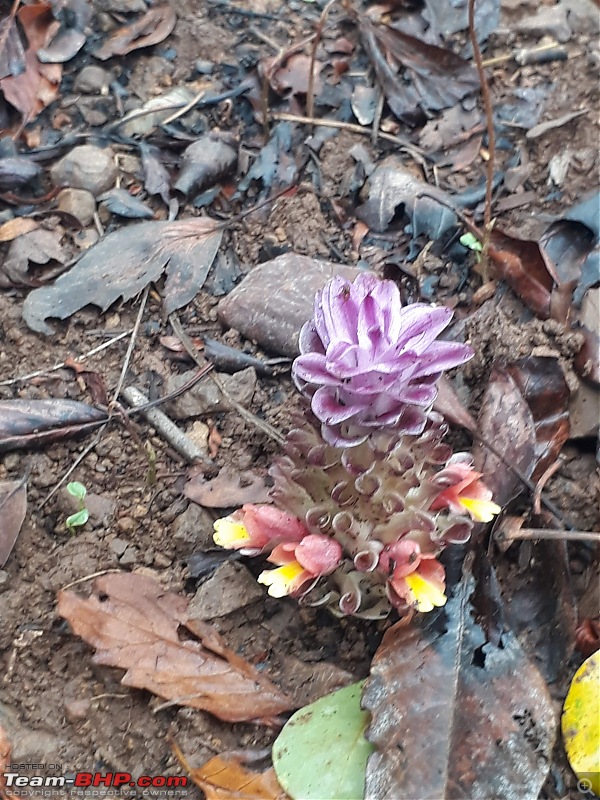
(258, 534, 343, 598)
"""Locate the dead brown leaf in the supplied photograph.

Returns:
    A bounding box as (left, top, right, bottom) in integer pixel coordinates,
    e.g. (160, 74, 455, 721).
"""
(22, 217, 223, 334)
(0, 477, 26, 568)
(180, 752, 289, 800)
(0, 13, 26, 80)
(57, 572, 293, 724)
(94, 5, 176, 60)
(208, 425, 222, 459)
(185, 468, 271, 508)
(0, 227, 67, 288)
(0, 3, 62, 123)
(0, 398, 106, 453)
(0, 216, 38, 242)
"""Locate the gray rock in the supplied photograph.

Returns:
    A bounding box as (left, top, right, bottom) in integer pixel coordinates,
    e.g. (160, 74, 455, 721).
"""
(167, 367, 257, 419)
(187, 561, 264, 620)
(172, 502, 215, 548)
(109, 537, 129, 556)
(119, 546, 138, 566)
(96, 0, 146, 12)
(0, 569, 8, 591)
(0, 701, 60, 763)
(50, 145, 117, 196)
(57, 188, 96, 226)
(217, 254, 362, 356)
(74, 65, 111, 94)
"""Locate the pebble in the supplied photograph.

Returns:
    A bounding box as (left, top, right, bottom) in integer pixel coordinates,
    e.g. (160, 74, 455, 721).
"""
(109, 537, 128, 557)
(187, 562, 264, 620)
(0, 570, 9, 591)
(64, 698, 91, 723)
(171, 503, 215, 547)
(217, 254, 362, 356)
(96, 0, 146, 12)
(195, 59, 214, 74)
(119, 547, 138, 567)
(74, 65, 111, 94)
(50, 144, 118, 196)
(117, 516, 135, 534)
(153, 552, 172, 568)
(57, 188, 96, 227)
(167, 367, 257, 419)
(0, 701, 60, 762)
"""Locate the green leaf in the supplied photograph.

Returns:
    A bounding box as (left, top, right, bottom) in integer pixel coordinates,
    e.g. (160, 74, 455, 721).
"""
(67, 481, 87, 501)
(66, 508, 89, 529)
(272, 681, 374, 800)
(459, 232, 482, 252)
(562, 652, 600, 796)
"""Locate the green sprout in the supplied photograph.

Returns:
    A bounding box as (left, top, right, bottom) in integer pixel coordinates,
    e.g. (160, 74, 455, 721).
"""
(66, 481, 89, 531)
(460, 232, 483, 262)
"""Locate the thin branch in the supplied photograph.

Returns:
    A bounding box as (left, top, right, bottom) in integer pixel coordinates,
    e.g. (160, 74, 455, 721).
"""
(306, 0, 337, 123)
(497, 528, 600, 544)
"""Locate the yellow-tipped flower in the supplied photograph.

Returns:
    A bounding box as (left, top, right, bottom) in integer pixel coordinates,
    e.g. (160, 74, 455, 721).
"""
(258, 562, 308, 598)
(404, 572, 447, 612)
(213, 517, 250, 549)
(457, 496, 502, 523)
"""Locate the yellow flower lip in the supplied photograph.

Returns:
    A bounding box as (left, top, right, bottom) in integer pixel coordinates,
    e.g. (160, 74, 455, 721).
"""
(258, 561, 306, 598)
(213, 517, 251, 549)
(458, 496, 502, 523)
(404, 572, 447, 613)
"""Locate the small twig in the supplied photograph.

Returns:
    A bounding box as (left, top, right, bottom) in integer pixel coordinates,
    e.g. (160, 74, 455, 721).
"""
(497, 527, 600, 544)
(270, 111, 428, 164)
(60, 569, 123, 592)
(533, 458, 563, 515)
(169, 313, 285, 446)
(110, 287, 149, 407)
(371, 89, 385, 146)
(468, 0, 496, 273)
(0, 330, 132, 386)
(307, 0, 337, 123)
(121, 385, 211, 464)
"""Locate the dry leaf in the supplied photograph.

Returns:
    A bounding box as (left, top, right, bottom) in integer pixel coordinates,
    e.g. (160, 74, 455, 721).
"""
(175, 748, 289, 800)
(0, 14, 26, 80)
(57, 572, 293, 723)
(0, 217, 39, 242)
(94, 5, 176, 60)
(185, 468, 271, 508)
(0, 478, 26, 567)
(0, 227, 67, 288)
(0, 398, 106, 453)
(208, 425, 222, 459)
(0, 3, 62, 123)
(363, 556, 556, 800)
(22, 217, 223, 334)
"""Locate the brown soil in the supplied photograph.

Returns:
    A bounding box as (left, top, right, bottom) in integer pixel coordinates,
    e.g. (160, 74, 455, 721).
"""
(1, 0, 598, 797)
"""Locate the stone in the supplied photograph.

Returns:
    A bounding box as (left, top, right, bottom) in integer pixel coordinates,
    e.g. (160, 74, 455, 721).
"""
(167, 367, 257, 419)
(569, 380, 600, 439)
(74, 65, 111, 94)
(0, 569, 9, 591)
(0, 701, 60, 762)
(187, 562, 264, 620)
(119, 547, 138, 566)
(50, 145, 117, 196)
(57, 188, 96, 226)
(64, 698, 91, 723)
(217, 254, 362, 356)
(109, 537, 128, 556)
(171, 502, 215, 547)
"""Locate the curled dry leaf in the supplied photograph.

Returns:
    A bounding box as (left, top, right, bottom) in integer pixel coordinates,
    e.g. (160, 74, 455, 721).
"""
(140, 144, 171, 205)
(184, 468, 271, 508)
(363, 557, 556, 800)
(0, 398, 105, 453)
(174, 133, 238, 197)
(0, 217, 39, 242)
(0, 477, 27, 567)
(57, 572, 293, 723)
(357, 15, 479, 124)
(98, 188, 154, 219)
(94, 5, 176, 60)
(22, 217, 223, 334)
(0, 228, 67, 289)
(176, 749, 289, 800)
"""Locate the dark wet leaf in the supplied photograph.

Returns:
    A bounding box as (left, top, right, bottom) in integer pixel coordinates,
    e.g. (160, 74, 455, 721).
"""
(0, 399, 106, 453)
(474, 366, 537, 508)
(363, 556, 555, 800)
(356, 156, 457, 246)
(357, 15, 479, 124)
(98, 188, 154, 219)
(174, 133, 237, 196)
(0, 155, 41, 188)
(237, 123, 297, 195)
(22, 217, 223, 334)
(0, 228, 67, 288)
(37, 0, 90, 63)
(433, 375, 477, 433)
(185, 468, 271, 508)
(140, 144, 171, 205)
(422, 0, 499, 42)
(0, 14, 26, 80)
(58, 572, 293, 723)
(94, 5, 176, 60)
(262, 53, 323, 96)
(505, 356, 570, 480)
(0, 477, 27, 567)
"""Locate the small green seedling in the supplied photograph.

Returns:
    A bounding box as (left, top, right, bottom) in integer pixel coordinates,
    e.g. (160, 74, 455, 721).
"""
(460, 232, 483, 262)
(66, 481, 89, 531)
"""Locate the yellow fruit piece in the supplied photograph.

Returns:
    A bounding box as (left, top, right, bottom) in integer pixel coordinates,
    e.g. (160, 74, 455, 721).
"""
(562, 652, 600, 796)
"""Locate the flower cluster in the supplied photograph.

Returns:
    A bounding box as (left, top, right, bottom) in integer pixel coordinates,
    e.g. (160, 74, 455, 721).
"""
(213, 274, 500, 618)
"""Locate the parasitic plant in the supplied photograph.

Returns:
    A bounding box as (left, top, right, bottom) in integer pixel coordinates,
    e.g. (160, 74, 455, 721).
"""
(214, 273, 499, 618)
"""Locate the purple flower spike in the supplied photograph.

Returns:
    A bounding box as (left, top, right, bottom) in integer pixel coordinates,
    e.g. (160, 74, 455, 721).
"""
(293, 274, 473, 445)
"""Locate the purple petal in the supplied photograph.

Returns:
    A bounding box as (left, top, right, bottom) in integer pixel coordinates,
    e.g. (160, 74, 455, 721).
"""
(293, 353, 339, 385)
(394, 305, 453, 353)
(411, 341, 474, 378)
(311, 386, 358, 425)
(391, 382, 438, 406)
(298, 321, 325, 355)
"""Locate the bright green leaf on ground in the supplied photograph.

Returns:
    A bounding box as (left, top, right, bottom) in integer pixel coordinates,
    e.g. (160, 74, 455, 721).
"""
(66, 508, 89, 530)
(272, 680, 374, 800)
(67, 481, 87, 501)
(562, 652, 600, 796)
(459, 232, 483, 252)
